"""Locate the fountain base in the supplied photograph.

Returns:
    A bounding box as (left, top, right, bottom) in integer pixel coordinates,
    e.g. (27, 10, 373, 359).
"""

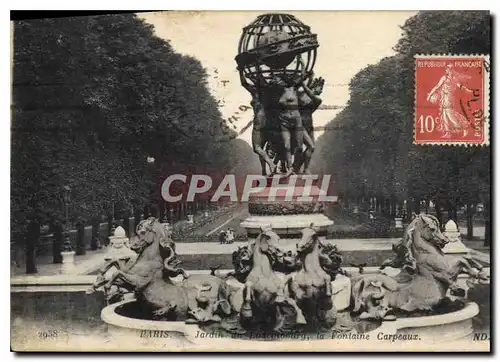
(102, 299, 479, 348)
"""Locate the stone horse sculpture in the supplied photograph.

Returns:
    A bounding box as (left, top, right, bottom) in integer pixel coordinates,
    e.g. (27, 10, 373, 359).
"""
(100, 217, 231, 323)
(285, 225, 337, 329)
(239, 225, 304, 331)
(351, 213, 489, 320)
(89, 218, 175, 302)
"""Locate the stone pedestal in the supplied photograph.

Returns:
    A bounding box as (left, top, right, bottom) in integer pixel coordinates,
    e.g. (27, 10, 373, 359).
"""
(394, 217, 403, 229)
(101, 226, 136, 280)
(127, 217, 136, 238)
(61, 251, 75, 264)
(442, 220, 469, 254)
(242, 214, 334, 239)
(60, 251, 76, 274)
(241, 178, 336, 239)
(107, 226, 135, 259)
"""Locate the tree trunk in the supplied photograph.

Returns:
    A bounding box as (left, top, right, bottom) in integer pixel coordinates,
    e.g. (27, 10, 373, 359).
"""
(435, 201, 443, 226)
(122, 212, 131, 237)
(159, 202, 166, 223)
(466, 204, 474, 241)
(448, 205, 458, 223)
(91, 218, 99, 251)
(406, 202, 412, 222)
(134, 208, 141, 226)
(414, 198, 421, 214)
(26, 219, 39, 274)
(168, 206, 175, 223)
(484, 201, 490, 246)
(75, 221, 85, 256)
(52, 221, 63, 264)
(107, 213, 114, 244)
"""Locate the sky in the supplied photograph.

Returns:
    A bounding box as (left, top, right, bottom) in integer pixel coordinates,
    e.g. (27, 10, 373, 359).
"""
(138, 11, 416, 144)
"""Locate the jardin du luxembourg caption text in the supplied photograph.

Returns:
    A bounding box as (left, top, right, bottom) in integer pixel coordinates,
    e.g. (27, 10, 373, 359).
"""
(139, 329, 422, 343)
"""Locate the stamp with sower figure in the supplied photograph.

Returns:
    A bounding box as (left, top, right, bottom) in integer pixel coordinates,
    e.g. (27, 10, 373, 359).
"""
(414, 55, 490, 145)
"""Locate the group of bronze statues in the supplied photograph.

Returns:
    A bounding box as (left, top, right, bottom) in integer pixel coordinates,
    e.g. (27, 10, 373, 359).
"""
(90, 218, 345, 331)
(244, 56, 324, 176)
(90, 214, 490, 332)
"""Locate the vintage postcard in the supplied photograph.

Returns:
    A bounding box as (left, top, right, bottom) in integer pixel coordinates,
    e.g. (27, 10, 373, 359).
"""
(10, 11, 491, 352)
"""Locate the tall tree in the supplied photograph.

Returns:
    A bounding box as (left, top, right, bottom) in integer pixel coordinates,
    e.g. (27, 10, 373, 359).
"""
(11, 13, 255, 245)
(311, 11, 490, 233)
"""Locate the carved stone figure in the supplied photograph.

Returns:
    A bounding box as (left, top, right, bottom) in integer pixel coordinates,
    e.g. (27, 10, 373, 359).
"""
(229, 244, 254, 284)
(236, 13, 321, 176)
(350, 214, 489, 320)
(247, 59, 322, 177)
(285, 225, 337, 329)
(262, 72, 306, 176)
(238, 225, 305, 331)
(88, 226, 142, 302)
(94, 217, 231, 322)
(295, 69, 324, 174)
(318, 242, 345, 280)
(240, 72, 277, 176)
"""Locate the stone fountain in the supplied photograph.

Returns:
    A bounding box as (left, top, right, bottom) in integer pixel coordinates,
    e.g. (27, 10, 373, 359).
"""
(98, 213, 487, 347)
(96, 14, 488, 348)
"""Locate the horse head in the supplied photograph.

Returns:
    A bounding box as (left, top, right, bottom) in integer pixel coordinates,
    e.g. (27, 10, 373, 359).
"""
(131, 217, 172, 255)
(255, 224, 280, 254)
(296, 223, 319, 255)
(407, 213, 449, 248)
(386, 214, 449, 273)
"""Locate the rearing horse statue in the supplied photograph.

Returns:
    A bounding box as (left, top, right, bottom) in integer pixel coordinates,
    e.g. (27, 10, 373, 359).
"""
(98, 218, 231, 322)
(101, 218, 189, 316)
(351, 214, 489, 320)
(286, 224, 336, 329)
(239, 225, 304, 331)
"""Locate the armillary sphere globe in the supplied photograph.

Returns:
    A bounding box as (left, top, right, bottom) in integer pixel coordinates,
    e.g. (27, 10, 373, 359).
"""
(235, 13, 319, 89)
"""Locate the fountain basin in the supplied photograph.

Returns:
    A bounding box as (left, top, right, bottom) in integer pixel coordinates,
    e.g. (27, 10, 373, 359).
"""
(102, 300, 479, 350)
(376, 301, 479, 343)
(101, 300, 195, 341)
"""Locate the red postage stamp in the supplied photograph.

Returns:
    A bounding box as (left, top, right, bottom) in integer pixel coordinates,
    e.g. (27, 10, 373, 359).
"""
(414, 55, 490, 145)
